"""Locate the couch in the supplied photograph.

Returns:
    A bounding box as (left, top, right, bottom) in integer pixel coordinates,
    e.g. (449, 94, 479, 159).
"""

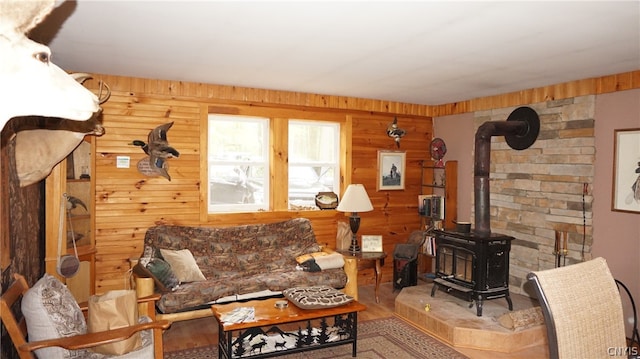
(133, 218, 358, 322)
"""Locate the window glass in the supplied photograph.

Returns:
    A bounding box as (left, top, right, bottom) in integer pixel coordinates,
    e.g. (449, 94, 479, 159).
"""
(208, 115, 269, 212)
(288, 120, 340, 210)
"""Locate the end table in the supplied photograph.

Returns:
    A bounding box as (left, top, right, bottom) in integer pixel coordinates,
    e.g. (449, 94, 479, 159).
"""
(338, 251, 386, 303)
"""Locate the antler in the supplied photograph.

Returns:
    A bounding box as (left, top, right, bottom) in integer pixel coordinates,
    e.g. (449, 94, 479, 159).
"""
(70, 73, 111, 104)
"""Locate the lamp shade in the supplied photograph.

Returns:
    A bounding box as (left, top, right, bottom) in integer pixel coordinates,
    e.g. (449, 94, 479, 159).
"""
(336, 184, 373, 213)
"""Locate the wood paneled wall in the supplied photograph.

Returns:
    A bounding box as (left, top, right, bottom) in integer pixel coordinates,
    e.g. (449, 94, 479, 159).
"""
(430, 70, 640, 116)
(72, 70, 640, 292)
(88, 75, 433, 292)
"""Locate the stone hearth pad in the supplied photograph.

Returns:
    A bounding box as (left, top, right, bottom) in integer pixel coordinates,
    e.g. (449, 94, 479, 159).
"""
(394, 282, 547, 353)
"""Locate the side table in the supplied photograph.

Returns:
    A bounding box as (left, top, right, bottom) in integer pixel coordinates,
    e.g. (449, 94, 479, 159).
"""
(338, 251, 386, 303)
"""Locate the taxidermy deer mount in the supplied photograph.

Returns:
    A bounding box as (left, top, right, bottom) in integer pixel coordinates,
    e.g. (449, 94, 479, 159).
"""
(0, 0, 110, 186)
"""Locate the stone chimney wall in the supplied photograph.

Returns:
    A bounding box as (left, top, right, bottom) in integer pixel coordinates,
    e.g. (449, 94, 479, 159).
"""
(473, 95, 595, 296)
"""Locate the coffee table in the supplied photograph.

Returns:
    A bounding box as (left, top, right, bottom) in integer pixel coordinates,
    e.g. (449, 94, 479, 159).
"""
(212, 297, 367, 359)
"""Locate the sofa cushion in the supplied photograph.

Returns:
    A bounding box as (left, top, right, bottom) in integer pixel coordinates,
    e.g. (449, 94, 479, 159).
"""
(156, 279, 238, 314)
(283, 285, 353, 309)
(159, 248, 206, 282)
(21, 274, 90, 358)
(260, 267, 348, 292)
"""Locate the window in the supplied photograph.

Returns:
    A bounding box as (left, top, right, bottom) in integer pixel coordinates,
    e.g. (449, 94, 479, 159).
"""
(207, 109, 344, 214)
(288, 120, 340, 210)
(208, 114, 269, 213)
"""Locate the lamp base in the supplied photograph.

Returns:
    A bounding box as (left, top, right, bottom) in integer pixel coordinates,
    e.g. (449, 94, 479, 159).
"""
(348, 214, 362, 254)
(349, 234, 360, 254)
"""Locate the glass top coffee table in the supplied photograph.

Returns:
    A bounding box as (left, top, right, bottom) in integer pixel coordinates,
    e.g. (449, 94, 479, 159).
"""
(211, 297, 367, 358)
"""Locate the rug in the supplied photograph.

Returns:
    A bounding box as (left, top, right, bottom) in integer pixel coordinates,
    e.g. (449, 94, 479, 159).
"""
(165, 316, 468, 359)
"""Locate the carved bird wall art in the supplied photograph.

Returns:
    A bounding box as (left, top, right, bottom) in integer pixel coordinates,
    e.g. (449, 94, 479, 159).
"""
(386, 117, 406, 148)
(65, 195, 87, 212)
(131, 122, 180, 180)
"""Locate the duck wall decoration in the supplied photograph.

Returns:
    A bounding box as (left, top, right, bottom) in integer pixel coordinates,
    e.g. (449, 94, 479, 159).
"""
(131, 122, 180, 180)
(386, 117, 406, 148)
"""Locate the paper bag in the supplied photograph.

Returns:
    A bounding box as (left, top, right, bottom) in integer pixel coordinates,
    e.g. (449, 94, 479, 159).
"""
(336, 221, 352, 251)
(88, 289, 141, 355)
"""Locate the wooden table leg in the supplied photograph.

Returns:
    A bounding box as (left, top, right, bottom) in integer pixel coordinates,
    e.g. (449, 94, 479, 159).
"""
(374, 258, 382, 303)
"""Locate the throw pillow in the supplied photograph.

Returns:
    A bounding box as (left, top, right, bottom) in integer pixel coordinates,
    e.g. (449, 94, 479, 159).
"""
(160, 248, 207, 282)
(21, 274, 90, 358)
(133, 257, 180, 292)
(283, 285, 354, 309)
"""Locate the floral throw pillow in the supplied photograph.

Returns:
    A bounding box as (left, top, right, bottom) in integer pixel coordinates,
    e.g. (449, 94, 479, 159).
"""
(21, 274, 90, 358)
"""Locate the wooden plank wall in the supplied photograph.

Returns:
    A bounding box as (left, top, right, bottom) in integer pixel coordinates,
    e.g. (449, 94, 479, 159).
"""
(88, 75, 433, 293)
(81, 69, 640, 292)
(430, 70, 640, 116)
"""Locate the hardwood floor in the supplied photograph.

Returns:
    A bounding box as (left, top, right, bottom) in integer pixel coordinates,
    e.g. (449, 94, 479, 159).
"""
(162, 283, 549, 358)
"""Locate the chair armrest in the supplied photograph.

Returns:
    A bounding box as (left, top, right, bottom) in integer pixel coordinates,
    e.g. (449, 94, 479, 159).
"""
(322, 247, 359, 300)
(18, 320, 171, 353)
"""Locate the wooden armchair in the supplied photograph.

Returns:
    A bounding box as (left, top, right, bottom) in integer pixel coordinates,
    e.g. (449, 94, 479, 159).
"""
(0, 274, 171, 359)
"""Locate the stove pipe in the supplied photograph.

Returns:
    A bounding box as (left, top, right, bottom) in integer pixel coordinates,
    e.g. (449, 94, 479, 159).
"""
(474, 107, 540, 237)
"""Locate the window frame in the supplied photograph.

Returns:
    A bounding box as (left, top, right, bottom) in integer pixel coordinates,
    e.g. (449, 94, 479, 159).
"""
(207, 114, 270, 213)
(204, 105, 351, 216)
(288, 119, 341, 210)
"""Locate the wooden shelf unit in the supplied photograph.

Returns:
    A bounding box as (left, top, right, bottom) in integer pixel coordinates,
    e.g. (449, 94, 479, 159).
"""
(45, 139, 96, 302)
(420, 160, 457, 230)
(417, 160, 457, 277)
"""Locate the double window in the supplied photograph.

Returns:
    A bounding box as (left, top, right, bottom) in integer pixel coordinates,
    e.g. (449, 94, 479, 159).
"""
(208, 113, 342, 213)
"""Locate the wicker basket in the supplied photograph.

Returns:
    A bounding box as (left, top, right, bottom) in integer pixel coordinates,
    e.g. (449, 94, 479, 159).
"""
(315, 192, 338, 210)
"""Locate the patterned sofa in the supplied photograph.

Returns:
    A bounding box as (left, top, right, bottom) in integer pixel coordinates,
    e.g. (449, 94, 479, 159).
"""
(133, 218, 357, 322)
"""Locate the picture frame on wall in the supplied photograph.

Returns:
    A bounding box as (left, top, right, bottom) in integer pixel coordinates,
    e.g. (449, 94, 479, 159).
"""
(361, 235, 383, 252)
(612, 128, 640, 213)
(377, 150, 405, 190)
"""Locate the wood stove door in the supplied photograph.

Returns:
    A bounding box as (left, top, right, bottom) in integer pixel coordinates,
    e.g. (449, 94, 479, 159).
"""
(436, 244, 476, 288)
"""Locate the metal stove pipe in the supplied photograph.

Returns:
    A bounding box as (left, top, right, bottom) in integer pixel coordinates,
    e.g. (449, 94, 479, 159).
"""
(474, 121, 529, 237)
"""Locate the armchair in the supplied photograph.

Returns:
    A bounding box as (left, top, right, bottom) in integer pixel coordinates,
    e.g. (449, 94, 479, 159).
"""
(527, 257, 628, 359)
(0, 273, 171, 359)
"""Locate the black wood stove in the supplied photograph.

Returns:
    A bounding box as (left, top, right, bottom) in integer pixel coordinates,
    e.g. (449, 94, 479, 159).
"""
(430, 106, 540, 317)
(431, 230, 513, 316)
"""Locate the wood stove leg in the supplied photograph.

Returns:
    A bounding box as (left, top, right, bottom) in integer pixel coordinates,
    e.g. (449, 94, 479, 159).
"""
(505, 294, 513, 311)
(430, 283, 438, 297)
(476, 297, 484, 317)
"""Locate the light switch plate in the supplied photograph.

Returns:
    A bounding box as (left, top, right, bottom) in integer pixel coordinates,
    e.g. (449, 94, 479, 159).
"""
(116, 156, 130, 168)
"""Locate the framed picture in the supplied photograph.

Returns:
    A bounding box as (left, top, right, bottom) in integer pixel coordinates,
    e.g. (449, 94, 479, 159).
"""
(377, 150, 406, 190)
(612, 128, 640, 213)
(361, 235, 383, 252)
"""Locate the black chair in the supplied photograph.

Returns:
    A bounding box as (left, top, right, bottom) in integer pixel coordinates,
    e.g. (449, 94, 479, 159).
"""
(393, 231, 425, 290)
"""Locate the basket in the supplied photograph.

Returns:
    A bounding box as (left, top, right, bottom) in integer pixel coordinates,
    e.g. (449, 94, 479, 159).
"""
(315, 192, 338, 210)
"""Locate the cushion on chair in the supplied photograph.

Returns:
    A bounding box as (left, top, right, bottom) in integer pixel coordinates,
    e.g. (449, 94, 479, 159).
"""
(21, 273, 91, 358)
(283, 285, 353, 309)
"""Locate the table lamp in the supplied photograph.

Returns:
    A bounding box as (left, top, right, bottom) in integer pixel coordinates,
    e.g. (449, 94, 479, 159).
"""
(337, 184, 374, 254)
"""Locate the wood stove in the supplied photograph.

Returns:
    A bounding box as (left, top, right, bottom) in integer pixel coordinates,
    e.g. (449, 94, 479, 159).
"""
(431, 106, 540, 317)
(431, 230, 513, 316)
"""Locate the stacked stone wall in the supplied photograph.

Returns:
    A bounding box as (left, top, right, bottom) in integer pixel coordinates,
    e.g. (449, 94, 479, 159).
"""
(473, 95, 595, 295)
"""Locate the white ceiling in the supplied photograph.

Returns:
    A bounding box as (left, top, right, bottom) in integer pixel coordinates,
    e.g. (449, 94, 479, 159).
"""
(34, 1, 640, 106)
